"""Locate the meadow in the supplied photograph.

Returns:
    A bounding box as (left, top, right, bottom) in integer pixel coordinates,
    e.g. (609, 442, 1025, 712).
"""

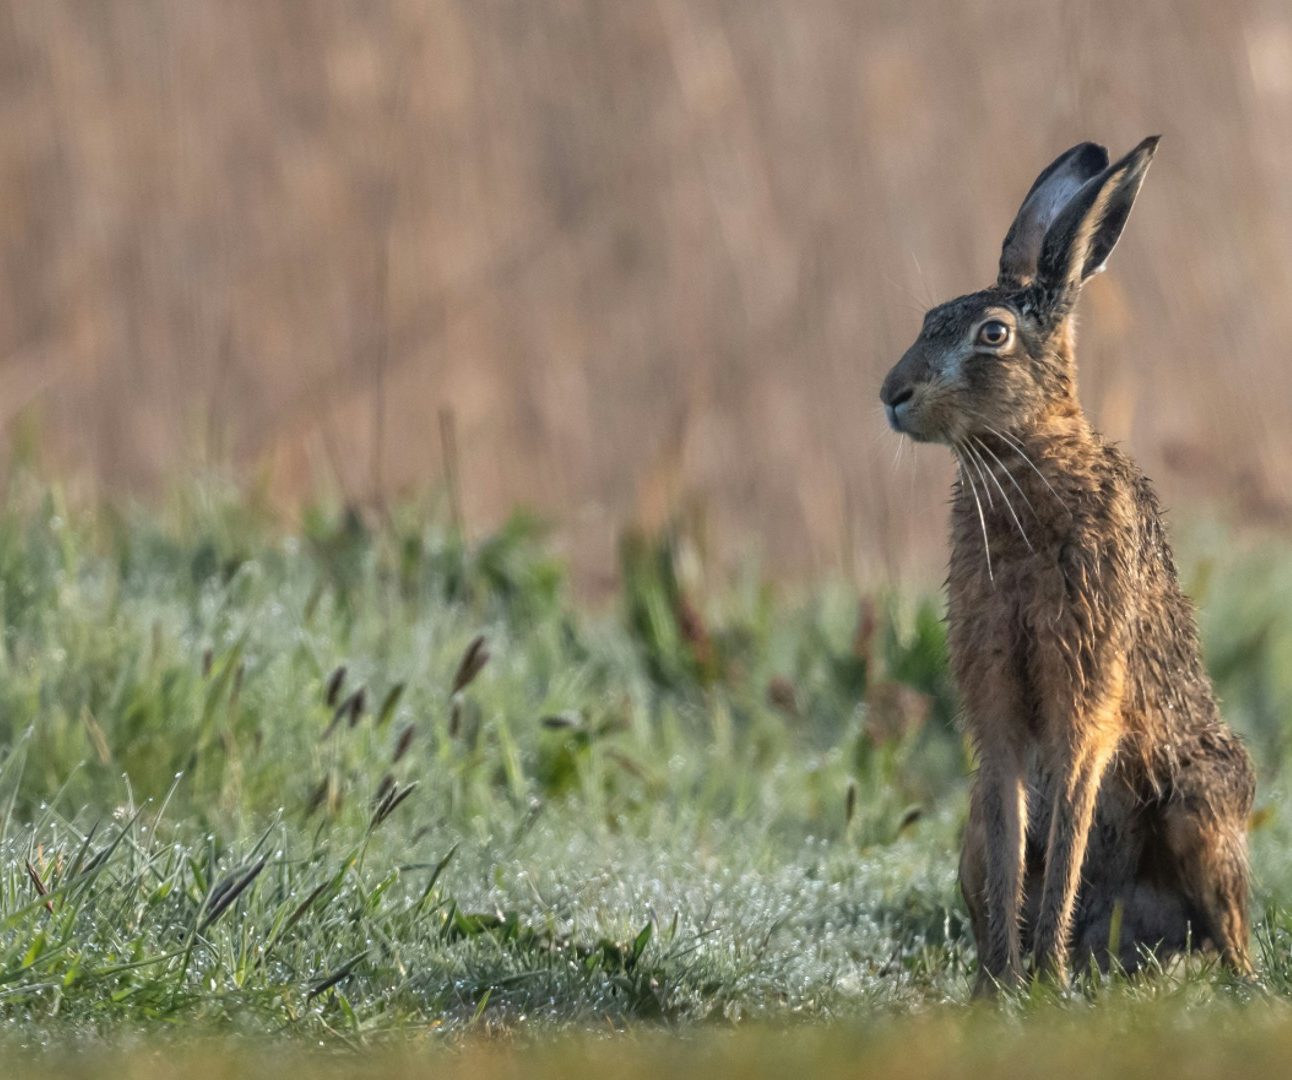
(1, 469, 1291, 1074)
(7, 3, 1292, 1075)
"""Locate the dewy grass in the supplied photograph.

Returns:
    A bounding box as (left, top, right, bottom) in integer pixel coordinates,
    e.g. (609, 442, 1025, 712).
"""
(0, 472, 1290, 1060)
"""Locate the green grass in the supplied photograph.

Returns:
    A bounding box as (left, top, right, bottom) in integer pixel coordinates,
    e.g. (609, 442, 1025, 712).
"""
(2, 472, 1292, 1070)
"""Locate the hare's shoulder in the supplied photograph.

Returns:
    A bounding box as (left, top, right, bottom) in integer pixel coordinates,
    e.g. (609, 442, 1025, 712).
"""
(1062, 438, 1167, 554)
(1085, 440, 1182, 587)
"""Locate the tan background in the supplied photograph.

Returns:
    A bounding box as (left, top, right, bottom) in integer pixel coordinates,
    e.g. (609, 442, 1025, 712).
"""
(4, 1, 1292, 588)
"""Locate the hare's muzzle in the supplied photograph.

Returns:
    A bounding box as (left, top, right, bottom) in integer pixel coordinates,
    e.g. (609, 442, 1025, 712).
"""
(880, 355, 923, 435)
(880, 339, 941, 441)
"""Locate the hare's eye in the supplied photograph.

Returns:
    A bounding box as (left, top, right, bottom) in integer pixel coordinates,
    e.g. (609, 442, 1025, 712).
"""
(976, 320, 1011, 348)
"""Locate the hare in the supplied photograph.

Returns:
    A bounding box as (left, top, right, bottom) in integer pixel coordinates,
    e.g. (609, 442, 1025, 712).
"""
(880, 137, 1254, 992)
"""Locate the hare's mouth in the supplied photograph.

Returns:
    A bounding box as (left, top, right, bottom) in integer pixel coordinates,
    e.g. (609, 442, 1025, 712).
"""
(885, 400, 938, 443)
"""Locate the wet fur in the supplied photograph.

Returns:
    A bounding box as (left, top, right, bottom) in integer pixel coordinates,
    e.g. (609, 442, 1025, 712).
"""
(881, 139, 1254, 992)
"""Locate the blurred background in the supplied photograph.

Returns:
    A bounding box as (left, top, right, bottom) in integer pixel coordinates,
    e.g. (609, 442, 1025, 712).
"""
(3, 1, 1291, 590)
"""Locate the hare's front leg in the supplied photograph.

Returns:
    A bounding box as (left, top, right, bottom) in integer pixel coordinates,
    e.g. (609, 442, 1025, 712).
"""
(954, 623, 1031, 994)
(964, 745, 1029, 994)
(1031, 697, 1124, 982)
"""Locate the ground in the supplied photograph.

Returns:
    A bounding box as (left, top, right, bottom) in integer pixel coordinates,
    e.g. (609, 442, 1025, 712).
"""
(1, 472, 1292, 1073)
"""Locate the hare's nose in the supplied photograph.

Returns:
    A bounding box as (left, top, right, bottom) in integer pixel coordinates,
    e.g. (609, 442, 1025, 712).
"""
(886, 385, 914, 408)
(882, 384, 915, 433)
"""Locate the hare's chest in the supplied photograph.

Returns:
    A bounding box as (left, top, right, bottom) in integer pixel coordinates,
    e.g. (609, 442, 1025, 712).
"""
(946, 556, 1072, 733)
(947, 541, 1065, 642)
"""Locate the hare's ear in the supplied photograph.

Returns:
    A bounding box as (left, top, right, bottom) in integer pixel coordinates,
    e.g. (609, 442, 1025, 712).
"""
(997, 142, 1109, 288)
(1034, 136, 1160, 300)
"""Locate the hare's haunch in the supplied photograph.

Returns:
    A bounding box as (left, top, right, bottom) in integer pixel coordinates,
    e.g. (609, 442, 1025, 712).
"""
(881, 138, 1254, 992)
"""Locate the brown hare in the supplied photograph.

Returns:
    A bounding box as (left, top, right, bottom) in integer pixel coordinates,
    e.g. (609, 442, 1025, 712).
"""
(880, 137, 1254, 993)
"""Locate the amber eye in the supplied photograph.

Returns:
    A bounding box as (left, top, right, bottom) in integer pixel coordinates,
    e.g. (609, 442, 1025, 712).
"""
(976, 320, 1011, 348)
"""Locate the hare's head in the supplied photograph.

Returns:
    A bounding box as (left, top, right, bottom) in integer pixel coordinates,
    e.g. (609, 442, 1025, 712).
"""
(880, 137, 1159, 444)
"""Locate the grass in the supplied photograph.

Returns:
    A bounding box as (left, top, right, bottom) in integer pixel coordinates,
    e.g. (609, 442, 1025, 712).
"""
(2, 472, 1292, 1070)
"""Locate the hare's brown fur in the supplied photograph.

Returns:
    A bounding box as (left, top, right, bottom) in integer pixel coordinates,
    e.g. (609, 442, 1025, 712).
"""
(881, 138, 1254, 991)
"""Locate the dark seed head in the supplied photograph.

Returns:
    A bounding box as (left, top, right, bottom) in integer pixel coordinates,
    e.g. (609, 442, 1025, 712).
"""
(393, 724, 415, 762)
(897, 805, 923, 833)
(767, 677, 798, 717)
(305, 776, 330, 817)
(325, 666, 347, 707)
(451, 635, 490, 695)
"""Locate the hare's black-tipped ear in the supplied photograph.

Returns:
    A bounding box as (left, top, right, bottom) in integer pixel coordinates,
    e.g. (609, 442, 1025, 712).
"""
(1035, 136, 1160, 298)
(997, 142, 1109, 288)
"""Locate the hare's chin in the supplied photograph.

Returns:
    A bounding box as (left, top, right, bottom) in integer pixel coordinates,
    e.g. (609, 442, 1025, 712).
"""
(886, 404, 927, 437)
(886, 407, 939, 443)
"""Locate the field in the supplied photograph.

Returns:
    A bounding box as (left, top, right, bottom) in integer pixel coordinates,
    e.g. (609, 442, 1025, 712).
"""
(7, 2, 1292, 1075)
(0, 470, 1290, 1074)
(8, 2, 1292, 588)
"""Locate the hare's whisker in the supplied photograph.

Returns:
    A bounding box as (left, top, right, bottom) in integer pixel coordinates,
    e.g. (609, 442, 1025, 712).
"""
(954, 442, 993, 583)
(910, 251, 934, 308)
(972, 434, 1040, 550)
(968, 438, 1032, 551)
(882, 271, 933, 317)
(972, 418, 1069, 513)
(972, 435, 1037, 515)
(963, 440, 995, 509)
